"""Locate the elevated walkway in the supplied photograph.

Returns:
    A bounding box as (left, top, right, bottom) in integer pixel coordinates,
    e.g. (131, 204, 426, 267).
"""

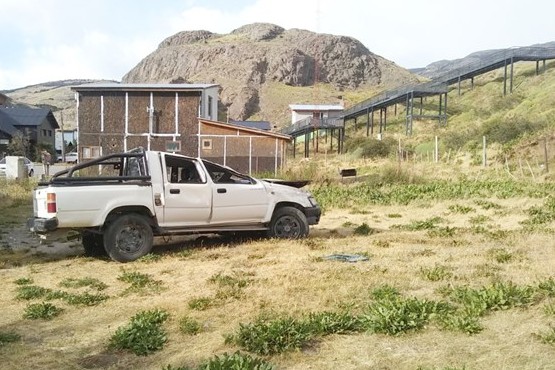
(281, 46, 555, 155)
(340, 46, 555, 134)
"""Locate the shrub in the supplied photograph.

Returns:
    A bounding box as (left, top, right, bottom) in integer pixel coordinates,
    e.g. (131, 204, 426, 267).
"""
(361, 297, 448, 335)
(229, 315, 312, 355)
(23, 302, 63, 320)
(109, 309, 169, 356)
(305, 311, 363, 335)
(118, 270, 164, 295)
(197, 351, 274, 370)
(16, 285, 52, 300)
(179, 316, 201, 336)
(0, 331, 21, 347)
(13, 277, 33, 285)
(353, 222, 373, 235)
(59, 277, 107, 291)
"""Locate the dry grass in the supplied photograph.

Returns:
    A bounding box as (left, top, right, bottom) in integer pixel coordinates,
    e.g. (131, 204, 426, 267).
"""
(1, 186, 554, 369)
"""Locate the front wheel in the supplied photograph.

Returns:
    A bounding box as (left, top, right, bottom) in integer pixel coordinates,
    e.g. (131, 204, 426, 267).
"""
(103, 214, 153, 262)
(267, 206, 309, 239)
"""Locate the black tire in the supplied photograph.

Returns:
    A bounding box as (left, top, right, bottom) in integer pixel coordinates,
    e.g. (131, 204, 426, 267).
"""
(81, 230, 106, 257)
(103, 214, 153, 262)
(28, 169, 34, 177)
(267, 206, 309, 239)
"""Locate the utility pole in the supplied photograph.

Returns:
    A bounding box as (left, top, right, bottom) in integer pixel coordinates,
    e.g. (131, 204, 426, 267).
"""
(61, 111, 65, 160)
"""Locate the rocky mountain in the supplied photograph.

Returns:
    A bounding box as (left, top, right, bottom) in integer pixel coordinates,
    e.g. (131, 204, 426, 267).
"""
(122, 23, 420, 125)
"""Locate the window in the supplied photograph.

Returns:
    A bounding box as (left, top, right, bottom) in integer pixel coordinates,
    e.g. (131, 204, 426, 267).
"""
(208, 96, 213, 119)
(81, 146, 102, 159)
(165, 155, 205, 184)
(166, 141, 181, 152)
(202, 139, 212, 150)
(202, 160, 254, 185)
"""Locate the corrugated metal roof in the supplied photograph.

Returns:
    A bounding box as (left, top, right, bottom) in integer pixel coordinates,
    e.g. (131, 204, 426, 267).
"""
(0, 107, 58, 128)
(289, 104, 344, 111)
(199, 119, 291, 140)
(71, 82, 219, 92)
(230, 120, 272, 131)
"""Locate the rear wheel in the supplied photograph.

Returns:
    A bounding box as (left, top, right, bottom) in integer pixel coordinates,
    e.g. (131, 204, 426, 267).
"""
(267, 206, 309, 239)
(103, 214, 153, 262)
(81, 230, 106, 257)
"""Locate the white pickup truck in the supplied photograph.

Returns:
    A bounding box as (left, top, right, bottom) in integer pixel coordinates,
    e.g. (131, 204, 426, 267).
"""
(28, 148, 321, 262)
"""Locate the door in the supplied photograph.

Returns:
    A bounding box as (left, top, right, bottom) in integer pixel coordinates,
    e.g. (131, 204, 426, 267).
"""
(201, 160, 269, 225)
(161, 154, 212, 227)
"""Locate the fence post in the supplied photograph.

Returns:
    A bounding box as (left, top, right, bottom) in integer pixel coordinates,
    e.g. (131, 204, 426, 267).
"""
(544, 137, 549, 173)
(434, 136, 439, 163)
(482, 136, 487, 167)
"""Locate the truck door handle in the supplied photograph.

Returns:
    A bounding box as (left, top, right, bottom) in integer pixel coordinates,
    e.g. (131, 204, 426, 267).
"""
(170, 189, 180, 194)
(217, 188, 227, 194)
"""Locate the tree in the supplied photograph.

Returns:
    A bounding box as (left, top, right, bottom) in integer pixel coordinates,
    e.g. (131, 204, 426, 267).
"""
(7, 131, 31, 157)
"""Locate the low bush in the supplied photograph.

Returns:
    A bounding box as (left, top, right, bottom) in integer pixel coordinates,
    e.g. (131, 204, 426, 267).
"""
(109, 308, 169, 356)
(23, 302, 63, 320)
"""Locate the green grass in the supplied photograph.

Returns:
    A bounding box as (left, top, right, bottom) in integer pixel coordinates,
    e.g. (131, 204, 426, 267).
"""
(0, 331, 21, 347)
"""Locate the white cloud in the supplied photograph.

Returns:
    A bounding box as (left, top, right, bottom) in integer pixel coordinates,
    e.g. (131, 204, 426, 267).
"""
(1, 0, 554, 89)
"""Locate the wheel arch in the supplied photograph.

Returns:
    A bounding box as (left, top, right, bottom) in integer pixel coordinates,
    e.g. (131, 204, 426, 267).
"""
(103, 206, 157, 230)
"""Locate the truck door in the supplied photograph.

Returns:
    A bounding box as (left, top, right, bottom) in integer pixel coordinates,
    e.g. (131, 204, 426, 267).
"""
(201, 160, 268, 225)
(161, 154, 212, 227)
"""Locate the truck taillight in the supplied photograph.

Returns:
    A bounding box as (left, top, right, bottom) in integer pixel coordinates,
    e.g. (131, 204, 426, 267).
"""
(47, 193, 57, 213)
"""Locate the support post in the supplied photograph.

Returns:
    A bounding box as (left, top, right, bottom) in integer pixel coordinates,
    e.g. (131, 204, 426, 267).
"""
(503, 59, 508, 96)
(482, 136, 487, 167)
(510, 57, 514, 94)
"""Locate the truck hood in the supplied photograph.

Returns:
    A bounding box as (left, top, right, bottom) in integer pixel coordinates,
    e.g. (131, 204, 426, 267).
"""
(260, 180, 313, 198)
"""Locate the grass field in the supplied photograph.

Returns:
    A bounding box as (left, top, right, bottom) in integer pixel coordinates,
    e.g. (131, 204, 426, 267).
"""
(1, 162, 554, 370)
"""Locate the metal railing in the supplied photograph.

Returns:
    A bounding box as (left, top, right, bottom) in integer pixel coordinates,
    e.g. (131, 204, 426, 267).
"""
(280, 117, 344, 135)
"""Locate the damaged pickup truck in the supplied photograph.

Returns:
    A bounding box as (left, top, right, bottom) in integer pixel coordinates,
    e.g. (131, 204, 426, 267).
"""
(28, 148, 321, 262)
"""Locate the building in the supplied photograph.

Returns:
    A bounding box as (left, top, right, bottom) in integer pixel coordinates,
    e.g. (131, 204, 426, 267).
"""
(72, 83, 290, 174)
(289, 104, 344, 124)
(198, 119, 290, 175)
(229, 120, 272, 131)
(71, 83, 219, 160)
(0, 106, 59, 155)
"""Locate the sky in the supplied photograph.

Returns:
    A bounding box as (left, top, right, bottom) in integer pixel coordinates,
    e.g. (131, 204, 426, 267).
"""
(1, 0, 555, 90)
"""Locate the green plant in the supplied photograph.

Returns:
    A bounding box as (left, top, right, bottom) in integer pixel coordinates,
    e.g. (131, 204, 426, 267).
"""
(0, 331, 21, 347)
(438, 312, 483, 334)
(138, 253, 162, 263)
(63, 292, 109, 306)
(537, 326, 555, 345)
(427, 226, 457, 238)
(188, 297, 214, 311)
(15, 285, 52, 300)
(354, 222, 374, 235)
(13, 277, 33, 285)
(370, 285, 401, 300)
(198, 351, 275, 370)
(488, 248, 514, 263)
(448, 204, 475, 214)
(474, 199, 502, 210)
(179, 316, 201, 335)
(229, 315, 312, 355)
(23, 302, 63, 320)
(305, 311, 363, 335)
(109, 309, 169, 356)
(118, 270, 164, 295)
(538, 277, 555, 297)
(58, 277, 107, 291)
(443, 281, 536, 316)
(361, 296, 448, 335)
(420, 265, 453, 282)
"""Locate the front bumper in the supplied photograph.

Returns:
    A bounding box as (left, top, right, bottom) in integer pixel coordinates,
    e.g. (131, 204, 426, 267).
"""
(27, 217, 59, 233)
(305, 206, 321, 225)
